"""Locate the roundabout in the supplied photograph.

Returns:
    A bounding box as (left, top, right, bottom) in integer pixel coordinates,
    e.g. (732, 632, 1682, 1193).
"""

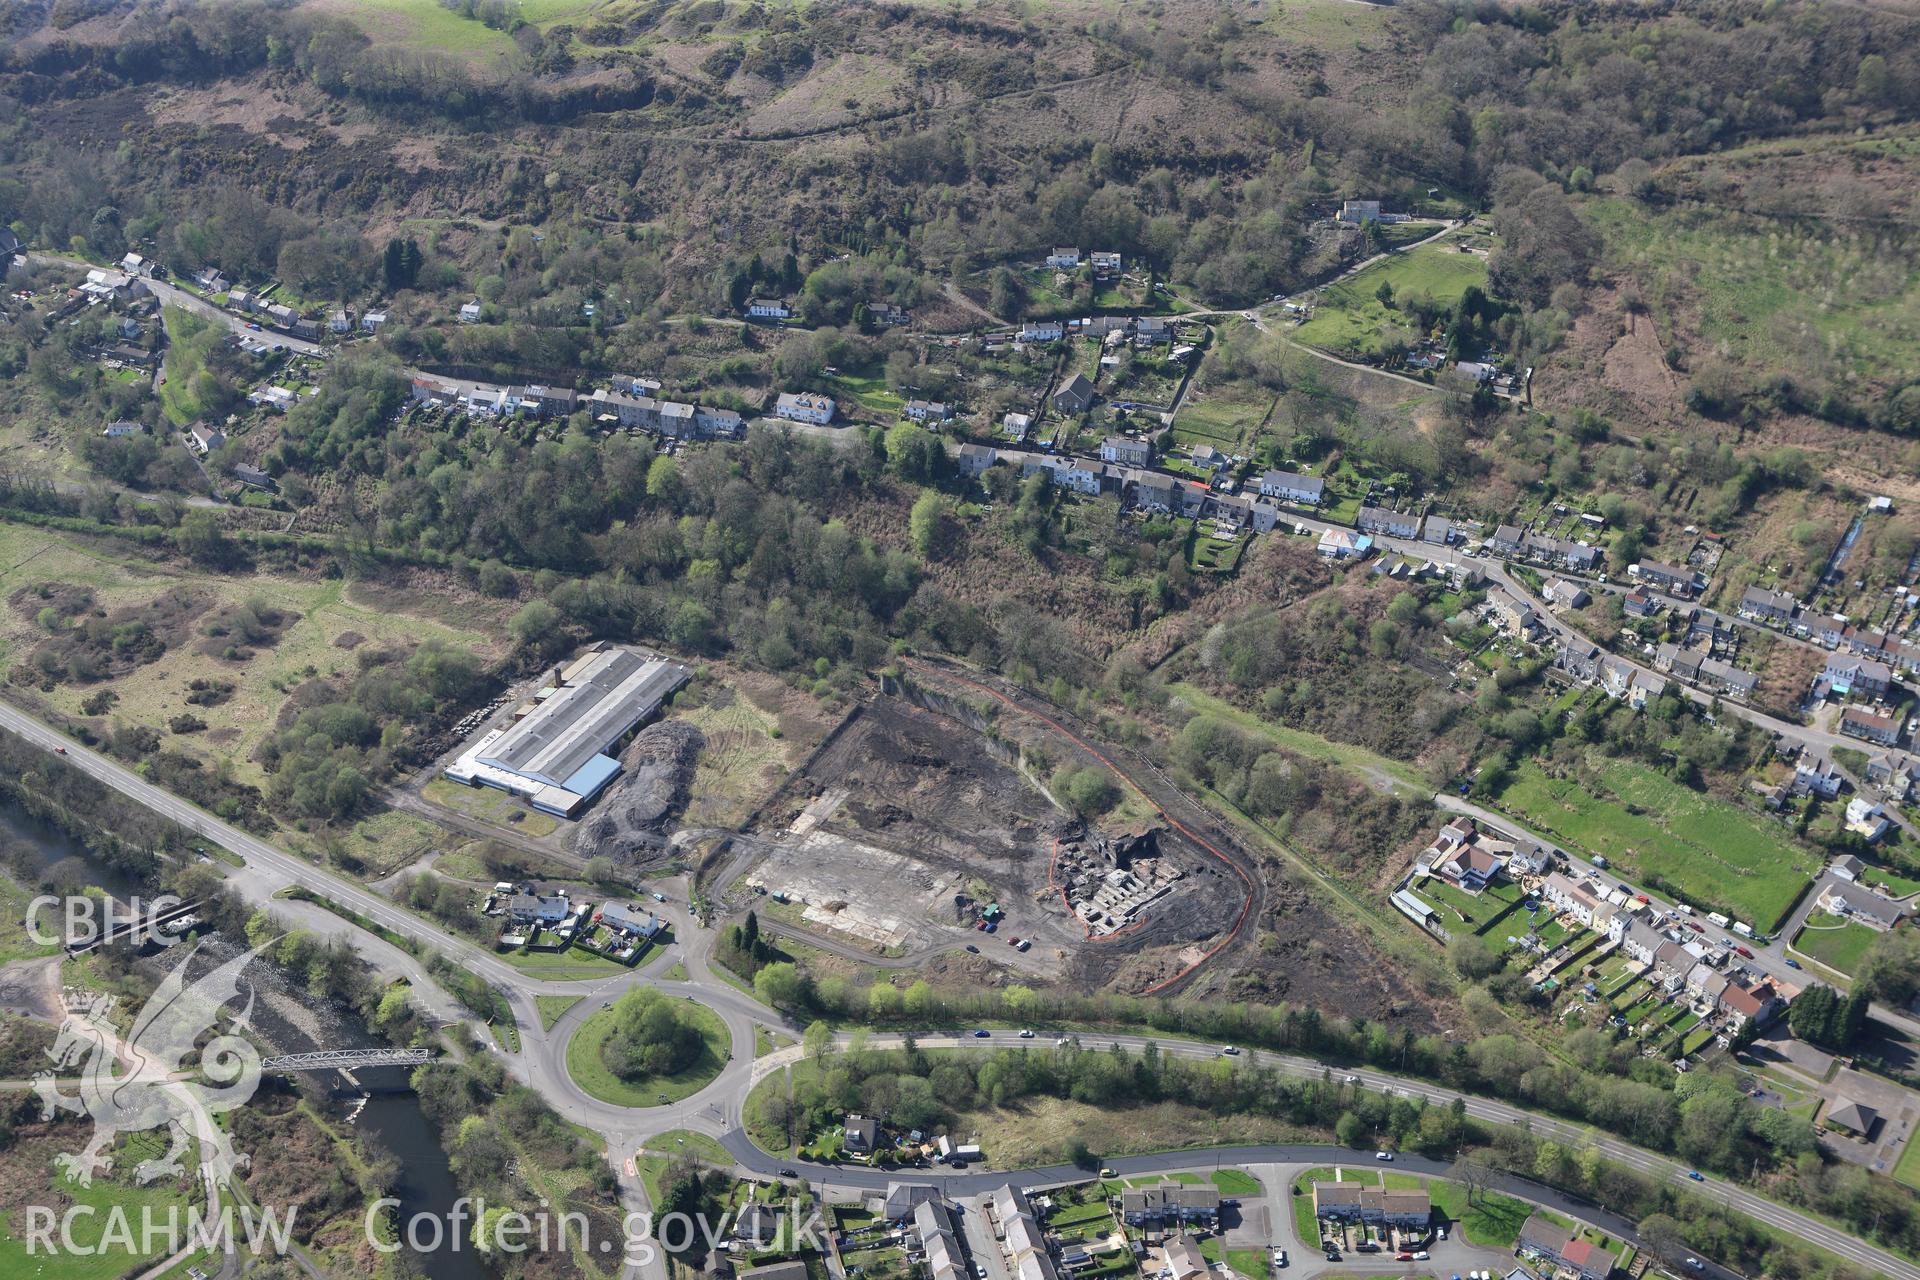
(563, 987, 732, 1108)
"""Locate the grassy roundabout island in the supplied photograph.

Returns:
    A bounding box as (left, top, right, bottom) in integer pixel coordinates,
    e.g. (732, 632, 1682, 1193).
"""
(565, 987, 731, 1107)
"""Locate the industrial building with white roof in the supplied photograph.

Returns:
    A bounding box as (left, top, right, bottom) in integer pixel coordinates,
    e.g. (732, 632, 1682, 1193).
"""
(443, 646, 689, 816)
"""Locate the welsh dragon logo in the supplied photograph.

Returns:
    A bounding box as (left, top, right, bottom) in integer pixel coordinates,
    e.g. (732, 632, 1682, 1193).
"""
(34, 941, 268, 1202)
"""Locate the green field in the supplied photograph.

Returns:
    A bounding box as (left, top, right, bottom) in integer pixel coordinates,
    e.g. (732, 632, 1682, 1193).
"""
(1496, 760, 1819, 930)
(824, 370, 906, 417)
(1260, 0, 1393, 50)
(1790, 911, 1879, 976)
(1172, 383, 1273, 450)
(1583, 194, 1920, 389)
(565, 999, 729, 1108)
(0, 533, 502, 795)
(1293, 241, 1489, 356)
(312, 0, 521, 65)
(0, 1137, 197, 1280)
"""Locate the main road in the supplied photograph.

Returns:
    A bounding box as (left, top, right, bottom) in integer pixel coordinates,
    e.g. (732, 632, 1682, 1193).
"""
(0, 696, 1913, 1280)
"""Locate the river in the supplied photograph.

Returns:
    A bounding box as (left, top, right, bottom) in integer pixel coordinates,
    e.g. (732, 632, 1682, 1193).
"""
(0, 801, 484, 1280)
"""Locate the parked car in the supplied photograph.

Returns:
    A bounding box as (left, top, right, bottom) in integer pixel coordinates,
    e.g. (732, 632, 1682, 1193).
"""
(1397, 1253, 1414, 1261)
(1686, 921, 1705, 932)
(1099, 1167, 1117, 1178)
(1355, 1242, 1380, 1254)
(1323, 1251, 1341, 1263)
(1413, 1252, 1431, 1261)
(1734, 945, 1753, 959)
(1784, 957, 1802, 969)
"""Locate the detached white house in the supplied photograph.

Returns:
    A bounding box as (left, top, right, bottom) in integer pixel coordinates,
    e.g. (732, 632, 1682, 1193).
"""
(1046, 248, 1081, 269)
(1019, 319, 1064, 343)
(747, 297, 793, 320)
(775, 392, 836, 425)
(458, 301, 482, 323)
